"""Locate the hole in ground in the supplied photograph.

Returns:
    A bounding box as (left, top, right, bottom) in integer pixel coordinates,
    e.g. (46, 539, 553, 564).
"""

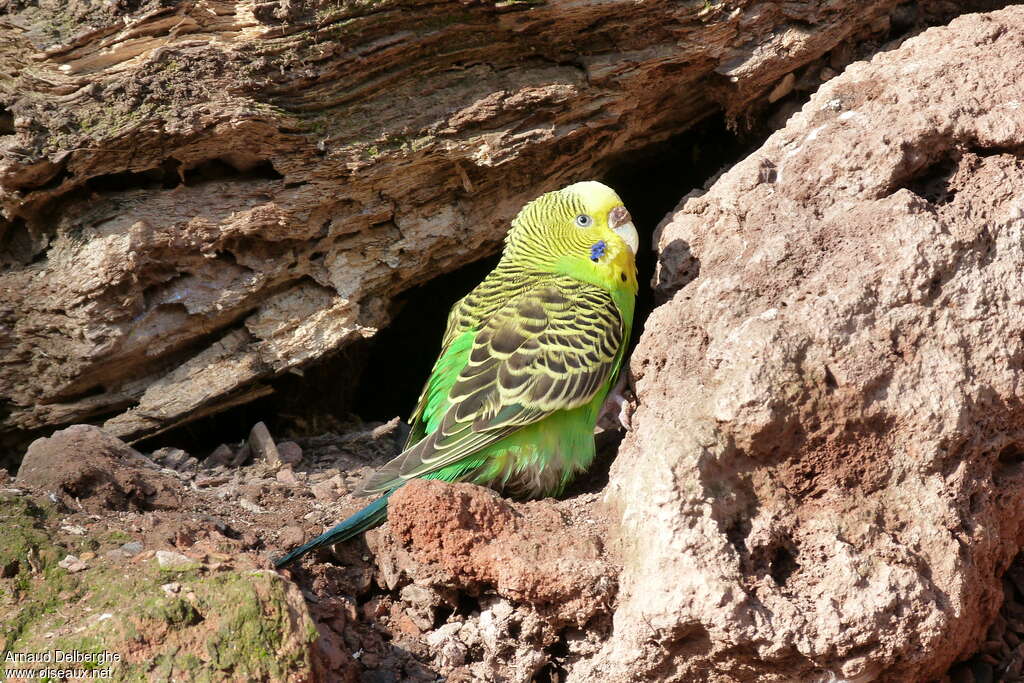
(769, 544, 800, 586)
(995, 442, 1024, 484)
(0, 107, 13, 135)
(353, 114, 764, 430)
(904, 153, 958, 206)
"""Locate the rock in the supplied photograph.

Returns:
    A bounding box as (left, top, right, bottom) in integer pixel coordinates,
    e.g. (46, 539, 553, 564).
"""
(151, 447, 199, 474)
(310, 475, 344, 502)
(581, 7, 1024, 682)
(276, 467, 299, 486)
(278, 526, 305, 550)
(16, 425, 181, 513)
(205, 444, 234, 468)
(155, 550, 200, 571)
(119, 541, 144, 557)
(249, 422, 281, 465)
(277, 441, 303, 466)
(425, 623, 467, 668)
(0, 0, 977, 454)
(369, 480, 615, 628)
(58, 554, 87, 573)
(230, 444, 252, 468)
(399, 584, 448, 632)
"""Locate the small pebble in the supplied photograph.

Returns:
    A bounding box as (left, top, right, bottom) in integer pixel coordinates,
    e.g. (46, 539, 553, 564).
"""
(195, 475, 229, 487)
(58, 555, 88, 573)
(278, 526, 306, 548)
(239, 498, 266, 514)
(120, 541, 144, 556)
(155, 550, 198, 570)
(310, 479, 339, 502)
(277, 441, 303, 465)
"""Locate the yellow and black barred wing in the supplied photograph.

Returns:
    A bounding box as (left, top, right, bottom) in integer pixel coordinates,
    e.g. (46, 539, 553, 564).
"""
(358, 277, 624, 495)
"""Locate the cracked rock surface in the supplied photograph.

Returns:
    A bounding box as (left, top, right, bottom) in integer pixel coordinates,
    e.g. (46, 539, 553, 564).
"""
(587, 6, 1024, 681)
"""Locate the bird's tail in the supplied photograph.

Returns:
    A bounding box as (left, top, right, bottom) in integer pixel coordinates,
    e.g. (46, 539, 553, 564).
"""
(273, 493, 392, 569)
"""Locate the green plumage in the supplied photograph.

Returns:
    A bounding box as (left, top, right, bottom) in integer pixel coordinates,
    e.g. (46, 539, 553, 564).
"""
(275, 181, 638, 568)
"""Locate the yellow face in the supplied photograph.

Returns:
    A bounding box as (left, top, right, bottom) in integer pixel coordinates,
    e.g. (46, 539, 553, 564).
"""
(564, 181, 640, 260)
(506, 180, 639, 293)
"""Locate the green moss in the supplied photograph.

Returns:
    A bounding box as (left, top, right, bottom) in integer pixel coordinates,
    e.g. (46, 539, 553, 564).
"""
(0, 493, 62, 582)
(8, 562, 316, 680)
(105, 531, 132, 545)
(199, 572, 314, 679)
(2, 563, 77, 652)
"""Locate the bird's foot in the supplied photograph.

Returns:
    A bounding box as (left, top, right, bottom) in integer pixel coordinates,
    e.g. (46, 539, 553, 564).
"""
(598, 375, 636, 431)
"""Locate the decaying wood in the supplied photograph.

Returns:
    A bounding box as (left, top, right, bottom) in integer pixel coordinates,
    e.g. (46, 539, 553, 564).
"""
(0, 0, 977, 450)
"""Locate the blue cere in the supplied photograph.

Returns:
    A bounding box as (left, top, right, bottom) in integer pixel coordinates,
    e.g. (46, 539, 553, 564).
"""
(590, 240, 607, 262)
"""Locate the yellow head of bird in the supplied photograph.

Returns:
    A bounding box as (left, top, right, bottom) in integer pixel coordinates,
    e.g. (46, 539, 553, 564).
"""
(505, 181, 639, 277)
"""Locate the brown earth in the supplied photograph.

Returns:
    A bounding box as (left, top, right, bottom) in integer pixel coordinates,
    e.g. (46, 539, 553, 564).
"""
(16, 424, 181, 512)
(4, 420, 619, 681)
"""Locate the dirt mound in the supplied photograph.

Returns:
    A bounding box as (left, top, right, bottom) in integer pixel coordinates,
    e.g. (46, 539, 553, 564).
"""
(16, 425, 180, 513)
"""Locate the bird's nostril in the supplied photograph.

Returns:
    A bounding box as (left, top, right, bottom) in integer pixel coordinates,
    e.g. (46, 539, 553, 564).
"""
(609, 205, 631, 228)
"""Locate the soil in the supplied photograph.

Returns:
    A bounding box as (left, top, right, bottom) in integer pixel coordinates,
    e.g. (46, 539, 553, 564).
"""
(3, 419, 623, 681)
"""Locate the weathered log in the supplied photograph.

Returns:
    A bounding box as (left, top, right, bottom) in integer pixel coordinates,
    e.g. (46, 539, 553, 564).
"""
(0, 0, 992, 452)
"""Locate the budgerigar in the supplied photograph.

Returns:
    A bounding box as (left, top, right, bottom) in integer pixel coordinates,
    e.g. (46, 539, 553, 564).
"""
(275, 181, 638, 568)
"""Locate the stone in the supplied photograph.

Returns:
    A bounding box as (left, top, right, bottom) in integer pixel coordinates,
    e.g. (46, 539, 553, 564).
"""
(579, 7, 1024, 681)
(276, 467, 299, 486)
(58, 554, 87, 573)
(310, 477, 342, 502)
(277, 441, 303, 466)
(277, 526, 306, 550)
(150, 447, 198, 472)
(249, 422, 281, 465)
(16, 425, 180, 513)
(369, 480, 615, 628)
(155, 550, 200, 571)
(119, 541, 144, 556)
(205, 444, 234, 468)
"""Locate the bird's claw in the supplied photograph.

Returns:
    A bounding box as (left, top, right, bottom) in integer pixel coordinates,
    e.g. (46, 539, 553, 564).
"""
(598, 374, 636, 432)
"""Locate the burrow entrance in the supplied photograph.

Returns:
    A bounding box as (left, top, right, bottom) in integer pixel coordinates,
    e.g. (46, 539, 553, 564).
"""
(135, 114, 762, 468)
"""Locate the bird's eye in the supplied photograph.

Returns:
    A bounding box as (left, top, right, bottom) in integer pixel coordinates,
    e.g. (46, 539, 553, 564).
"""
(575, 214, 593, 227)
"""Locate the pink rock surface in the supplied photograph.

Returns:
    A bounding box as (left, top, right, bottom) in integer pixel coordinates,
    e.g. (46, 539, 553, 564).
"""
(585, 7, 1024, 681)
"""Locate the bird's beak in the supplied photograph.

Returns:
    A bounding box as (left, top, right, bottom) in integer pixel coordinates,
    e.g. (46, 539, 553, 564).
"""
(609, 205, 639, 255)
